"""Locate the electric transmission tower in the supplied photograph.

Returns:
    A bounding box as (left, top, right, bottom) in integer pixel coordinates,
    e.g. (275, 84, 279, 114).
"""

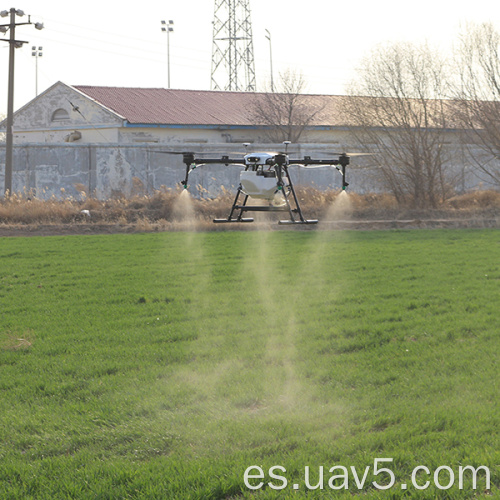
(210, 0, 256, 92)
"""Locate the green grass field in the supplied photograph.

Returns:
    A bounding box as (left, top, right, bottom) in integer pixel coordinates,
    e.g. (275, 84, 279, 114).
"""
(0, 229, 498, 499)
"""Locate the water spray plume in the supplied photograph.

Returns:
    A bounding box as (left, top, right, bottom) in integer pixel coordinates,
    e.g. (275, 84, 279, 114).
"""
(325, 190, 353, 222)
(172, 188, 197, 230)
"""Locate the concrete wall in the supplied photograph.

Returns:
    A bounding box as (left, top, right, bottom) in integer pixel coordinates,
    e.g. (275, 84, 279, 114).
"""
(0, 142, 494, 200)
(0, 143, 373, 199)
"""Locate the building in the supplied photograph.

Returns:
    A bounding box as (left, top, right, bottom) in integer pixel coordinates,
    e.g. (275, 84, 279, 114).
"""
(0, 82, 493, 198)
(6, 81, 350, 145)
(0, 82, 361, 198)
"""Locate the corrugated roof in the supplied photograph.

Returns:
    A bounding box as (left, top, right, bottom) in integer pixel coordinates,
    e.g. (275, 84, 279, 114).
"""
(72, 86, 345, 127)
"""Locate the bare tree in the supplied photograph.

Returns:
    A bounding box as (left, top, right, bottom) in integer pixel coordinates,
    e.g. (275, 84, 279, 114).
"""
(453, 22, 500, 186)
(343, 42, 454, 208)
(250, 70, 324, 143)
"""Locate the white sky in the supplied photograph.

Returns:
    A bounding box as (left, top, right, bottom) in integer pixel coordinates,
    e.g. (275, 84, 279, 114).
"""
(1, 0, 499, 116)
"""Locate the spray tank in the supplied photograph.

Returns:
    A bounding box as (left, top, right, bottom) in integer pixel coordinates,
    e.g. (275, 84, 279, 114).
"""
(239, 153, 287, 206)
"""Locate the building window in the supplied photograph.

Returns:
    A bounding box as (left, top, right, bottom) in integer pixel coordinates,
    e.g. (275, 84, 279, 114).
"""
(51, 108, 70, 122)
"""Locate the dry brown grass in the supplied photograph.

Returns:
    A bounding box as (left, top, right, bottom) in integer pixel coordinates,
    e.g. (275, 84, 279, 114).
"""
(0, 188, 498, 230)
(299, 188, 500, 221)
(1, 330, 35, 351)
(445, 190, 500, 209)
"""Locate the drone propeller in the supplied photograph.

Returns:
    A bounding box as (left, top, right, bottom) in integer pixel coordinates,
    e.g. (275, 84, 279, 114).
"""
(319, 152, 373, 157)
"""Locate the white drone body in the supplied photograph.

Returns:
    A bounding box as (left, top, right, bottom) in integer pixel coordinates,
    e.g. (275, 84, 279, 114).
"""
(240, 152, 287, 204)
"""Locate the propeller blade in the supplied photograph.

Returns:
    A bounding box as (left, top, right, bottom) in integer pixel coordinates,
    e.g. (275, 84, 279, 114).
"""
(319, 152, 374, 157)
(189, 162, 244, 169)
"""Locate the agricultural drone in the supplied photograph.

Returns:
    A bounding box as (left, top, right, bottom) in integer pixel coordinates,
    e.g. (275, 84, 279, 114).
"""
(160, 142, 356, 224)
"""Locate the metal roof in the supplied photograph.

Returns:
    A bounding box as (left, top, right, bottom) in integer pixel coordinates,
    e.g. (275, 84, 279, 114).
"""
(72, 86, 345, 127)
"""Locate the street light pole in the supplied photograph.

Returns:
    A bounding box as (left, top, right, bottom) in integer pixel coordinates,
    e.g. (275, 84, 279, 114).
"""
(161, 20, 174, 89)
(265, 29, 274, 92)
(0, 8, 44, 196)
(32, 45, 43, 96)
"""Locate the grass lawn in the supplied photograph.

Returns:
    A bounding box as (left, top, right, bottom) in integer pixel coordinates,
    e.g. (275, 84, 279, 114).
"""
(0, 229, 498, 499)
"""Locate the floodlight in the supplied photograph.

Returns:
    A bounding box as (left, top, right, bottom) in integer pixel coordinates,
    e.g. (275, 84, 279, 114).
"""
(0, 10, 9, 17)
(160, 18, 174, 88)
(15, 9, 24, 16)
(0, 26, 7, 34)
(35, 22, 44, 30)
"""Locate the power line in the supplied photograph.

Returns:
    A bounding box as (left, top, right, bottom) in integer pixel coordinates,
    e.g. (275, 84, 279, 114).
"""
(23, 34, 210, 70)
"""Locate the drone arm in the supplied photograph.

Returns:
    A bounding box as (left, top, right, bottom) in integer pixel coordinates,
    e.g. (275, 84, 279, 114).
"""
(289, 158, 339, 166)
(191, 157, 245, 165)
(289, 154, 350, 167)
(181, 163, 190, 189)
(180, 153, 195, 188)
(340, 164, 348, 190)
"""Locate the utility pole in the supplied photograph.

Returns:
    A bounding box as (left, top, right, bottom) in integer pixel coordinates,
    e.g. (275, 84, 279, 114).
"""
(161, 20, 174, 88)
(0, 8, 44, 196)
(211, 0, 256, 92)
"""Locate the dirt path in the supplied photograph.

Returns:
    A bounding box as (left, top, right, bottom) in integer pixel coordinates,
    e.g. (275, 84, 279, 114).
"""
(0, 217, 498, 237)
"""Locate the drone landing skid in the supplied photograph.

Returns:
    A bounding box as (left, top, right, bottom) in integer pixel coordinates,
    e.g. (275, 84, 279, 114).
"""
(213, 218, 254, 223)
(213, 216, 318, 224)
(278, 219, 319, 225)
(213, 203, 317, 225)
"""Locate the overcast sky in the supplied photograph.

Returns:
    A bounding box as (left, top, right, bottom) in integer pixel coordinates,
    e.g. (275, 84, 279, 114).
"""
(1, 0, 499, 116)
